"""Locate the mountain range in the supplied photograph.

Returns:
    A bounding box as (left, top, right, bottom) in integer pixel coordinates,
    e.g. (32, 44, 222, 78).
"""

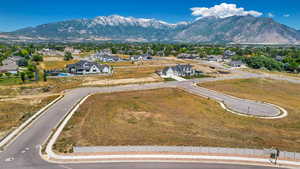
(1, 15, 300, 44)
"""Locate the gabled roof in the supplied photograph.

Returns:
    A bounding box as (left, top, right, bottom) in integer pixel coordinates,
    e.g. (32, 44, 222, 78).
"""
(130, 54, 151, 59)
(230, 60, 243, 65)
(67, 60, 108, 71)
(162, 64, 193, 74)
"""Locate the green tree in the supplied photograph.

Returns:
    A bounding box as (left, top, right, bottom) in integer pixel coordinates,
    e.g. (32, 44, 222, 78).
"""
(17, 58, 28, 67)
(111, 48, 117, 54)
(32, 54, 43, 62)
(5, 72, 11, 77)
(43, 71, 47, 82)
(18, 49, 30, 57)
(26, 71, 34, 80)
(64, 52, 73, 61)
(245, 56, 283, 71)
(20, 72, 26, 83)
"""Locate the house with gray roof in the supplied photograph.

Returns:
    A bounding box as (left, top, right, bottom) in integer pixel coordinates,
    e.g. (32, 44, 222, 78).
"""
(207, 55, 223, 62)
(160, 64, 198, 77)
(91, 51, 123, 62)
(95, 54, 122, 62)
(224, 50, 236, 59)
(229, 60, 245, 68)
(67, 60, 112, 75)
(0, 56, 21, 74)
(130, 54, 152, 61)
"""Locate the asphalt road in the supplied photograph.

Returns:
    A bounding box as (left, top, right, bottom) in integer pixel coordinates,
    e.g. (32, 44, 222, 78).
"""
(0, 74, 288, 169)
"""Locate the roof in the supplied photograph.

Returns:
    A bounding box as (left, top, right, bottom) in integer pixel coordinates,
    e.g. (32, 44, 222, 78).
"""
(0, 56, 21, 72)
(67, 60, 108, 71)
(130, 54, 151, 59)
(230, 60, 243, 65)
(224, 50, 236, 56)
(162, 64, 193, 74)
(100, 55, 121, 60)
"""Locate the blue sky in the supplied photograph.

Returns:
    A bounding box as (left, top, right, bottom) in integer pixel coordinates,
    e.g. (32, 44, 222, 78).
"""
(0, 0, 300, 32)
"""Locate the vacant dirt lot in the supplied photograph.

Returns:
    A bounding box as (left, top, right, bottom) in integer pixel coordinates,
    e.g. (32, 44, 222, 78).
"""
(82, 75, 161, 86)
(55, 83, 300, 153)
(0, 95, 58, 139)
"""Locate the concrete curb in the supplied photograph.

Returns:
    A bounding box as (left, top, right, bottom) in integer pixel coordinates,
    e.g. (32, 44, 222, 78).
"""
(219, 101, 288, 120)
(0, 94, 64, 150)
(193, 83, 288, 119)
(45, 94, 91, 159)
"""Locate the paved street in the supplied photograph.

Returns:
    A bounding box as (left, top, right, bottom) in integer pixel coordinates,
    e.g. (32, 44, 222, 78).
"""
(0, 74, 290, 169)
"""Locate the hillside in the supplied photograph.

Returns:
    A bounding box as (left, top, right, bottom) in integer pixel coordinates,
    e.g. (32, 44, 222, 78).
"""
(2, 15, 300, 44)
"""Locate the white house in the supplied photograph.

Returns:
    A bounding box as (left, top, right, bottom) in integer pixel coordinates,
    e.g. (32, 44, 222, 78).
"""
(67, 60, 113, 75)
(160, 64, 199, 78)
(129, 54, 152, 61)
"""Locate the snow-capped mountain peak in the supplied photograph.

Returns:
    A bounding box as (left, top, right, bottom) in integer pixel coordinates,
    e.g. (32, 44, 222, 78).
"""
(89, 15, 183, 28)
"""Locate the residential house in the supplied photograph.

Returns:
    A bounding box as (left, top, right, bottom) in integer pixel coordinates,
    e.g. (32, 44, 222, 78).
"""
(207, 55, 223, 62)
(177, 53, 200, 60)
(229, 60, 245, 68)
(91, 50, 122, 62)
(130, 54, 152, 61)
(64, 47, 81, 55)
(99, 55, 122, 62)
(160, 64, 199, 77)
(275, 56, 284, 62)
(224, 50, 236, 59)
(67, 60, 112, 75)
(0, 56, 21, 74)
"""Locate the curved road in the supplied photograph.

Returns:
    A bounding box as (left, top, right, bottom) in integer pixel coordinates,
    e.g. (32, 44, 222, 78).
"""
(0, 78, 285, 169)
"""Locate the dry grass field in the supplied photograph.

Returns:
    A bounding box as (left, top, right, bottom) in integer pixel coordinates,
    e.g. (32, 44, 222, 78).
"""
(40, 60, 79, 70)
(108, 58, 187, 67)
(55, 83, 300, 153)
(243, 68, 300, 79)
(0, 95, 58, 139)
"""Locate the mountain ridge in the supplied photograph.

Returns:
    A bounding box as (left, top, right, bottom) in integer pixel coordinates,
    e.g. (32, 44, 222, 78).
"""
(2, 15, 300, 44)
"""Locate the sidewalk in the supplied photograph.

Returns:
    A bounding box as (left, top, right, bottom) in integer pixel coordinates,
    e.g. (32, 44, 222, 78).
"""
(44, 151, 300, 168)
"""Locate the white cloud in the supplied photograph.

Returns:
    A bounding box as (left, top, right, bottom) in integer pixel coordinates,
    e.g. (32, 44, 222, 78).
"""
(191, 3, 263, 19)
(268, 13, 275, 18)
(283, 14, 290, 17)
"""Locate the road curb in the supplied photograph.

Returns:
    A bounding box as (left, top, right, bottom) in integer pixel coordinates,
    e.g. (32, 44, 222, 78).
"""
(0, 94, 64, 150)
(45, 94, 91, 159)
(193, 83, 288, 119)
